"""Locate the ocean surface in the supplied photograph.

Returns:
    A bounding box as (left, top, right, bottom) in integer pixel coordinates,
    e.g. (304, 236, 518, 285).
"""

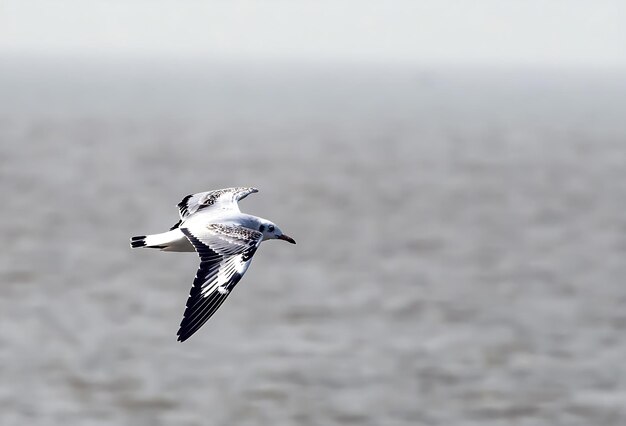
(1, 57, 626, 425)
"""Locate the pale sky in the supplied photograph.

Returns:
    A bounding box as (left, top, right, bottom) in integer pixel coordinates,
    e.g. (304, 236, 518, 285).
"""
(1, 0, 625, 67)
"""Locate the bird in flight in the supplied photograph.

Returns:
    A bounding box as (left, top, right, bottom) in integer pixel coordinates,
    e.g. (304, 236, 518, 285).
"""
(130, 187, 296, 342)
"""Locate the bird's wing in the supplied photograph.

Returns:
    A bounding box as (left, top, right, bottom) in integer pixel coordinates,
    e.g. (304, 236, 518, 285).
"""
(177, 223, 263, 341)
(176, 187, 258, 223)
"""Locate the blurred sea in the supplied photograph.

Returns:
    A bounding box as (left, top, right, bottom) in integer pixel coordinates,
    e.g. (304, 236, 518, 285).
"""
(1, 57, 626, 426)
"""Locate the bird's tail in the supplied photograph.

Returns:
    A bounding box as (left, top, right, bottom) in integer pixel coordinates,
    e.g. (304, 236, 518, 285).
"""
(130, 235, 164, 249)
(130, 229, 194, 252)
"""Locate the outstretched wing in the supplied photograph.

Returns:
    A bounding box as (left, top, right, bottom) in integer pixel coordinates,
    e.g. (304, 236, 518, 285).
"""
(177, 187, 258, 221)
(177, 223, 263, 342)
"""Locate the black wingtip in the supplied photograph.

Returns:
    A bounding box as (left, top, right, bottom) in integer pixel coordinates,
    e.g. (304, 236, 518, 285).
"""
(178, 194, 193, 216)
(177, 326, 192, 342)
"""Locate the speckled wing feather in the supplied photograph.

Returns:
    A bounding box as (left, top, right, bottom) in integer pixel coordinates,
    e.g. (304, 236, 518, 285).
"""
(176, 187, 258, 223)
(177, 223, 263, 341)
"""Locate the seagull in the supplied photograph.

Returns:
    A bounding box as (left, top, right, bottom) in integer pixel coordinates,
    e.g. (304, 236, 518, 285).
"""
(130, 187, 296, 342)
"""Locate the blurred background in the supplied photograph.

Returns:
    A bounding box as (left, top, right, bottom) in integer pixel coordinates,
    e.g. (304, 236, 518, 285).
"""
(1, 1, 626, 425)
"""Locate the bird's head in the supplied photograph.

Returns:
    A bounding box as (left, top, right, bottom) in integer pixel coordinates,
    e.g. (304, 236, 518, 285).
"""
(257, 220, 296, 244)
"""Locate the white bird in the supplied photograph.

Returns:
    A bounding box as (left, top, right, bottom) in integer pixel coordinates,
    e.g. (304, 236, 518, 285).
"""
(130, 187, 296, 342)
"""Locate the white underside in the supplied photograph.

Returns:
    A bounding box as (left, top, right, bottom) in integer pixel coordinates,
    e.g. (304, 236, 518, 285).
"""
(142, 210, 266, 252)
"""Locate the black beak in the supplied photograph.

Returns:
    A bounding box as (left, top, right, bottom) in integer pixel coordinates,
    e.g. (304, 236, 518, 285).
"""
(278, 234, 296, 244)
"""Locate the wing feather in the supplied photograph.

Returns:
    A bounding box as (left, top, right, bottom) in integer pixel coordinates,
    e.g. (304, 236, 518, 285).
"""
(177, 224, 262, 341)
(176, 187, 258, 222)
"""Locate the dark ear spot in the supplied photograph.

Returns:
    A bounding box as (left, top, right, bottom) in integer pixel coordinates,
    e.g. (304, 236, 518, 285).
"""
(259, 225, 265, 232)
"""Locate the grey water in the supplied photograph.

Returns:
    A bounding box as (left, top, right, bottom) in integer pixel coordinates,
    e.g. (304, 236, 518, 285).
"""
(1, 57, 626, 425)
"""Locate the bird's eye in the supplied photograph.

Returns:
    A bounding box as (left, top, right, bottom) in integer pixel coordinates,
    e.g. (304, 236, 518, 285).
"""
(259, 225, 265, 232)
(268, 225, 275, 232)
